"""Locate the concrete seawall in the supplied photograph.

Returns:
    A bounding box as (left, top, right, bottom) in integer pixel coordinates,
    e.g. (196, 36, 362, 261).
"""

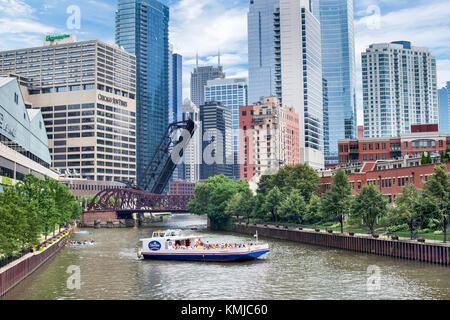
(235, 224, 450, 266)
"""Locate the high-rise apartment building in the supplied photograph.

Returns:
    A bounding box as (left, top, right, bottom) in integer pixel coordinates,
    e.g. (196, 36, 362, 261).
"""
(205, 77, 248, 180)
(199, 101, 233, 180)
(190, 59, 225, 107)
(362, 41, 438, 138)
(276, 0, 324, 169)
(116, 0, 169, 183)
(438, 82, 450, 134)
(248, 0, 279, 104)
(311, 0, 357, 165)
(239, 97, 299, 181)
(181, 98, 201, 182)
(0, 36, 137, 182)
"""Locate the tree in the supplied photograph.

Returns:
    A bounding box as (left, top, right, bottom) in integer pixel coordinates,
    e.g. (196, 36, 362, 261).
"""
(236, 187, 256, 224)
(304, 193, 322, 224)
(387, 184, 421, 239)
(225, 194, 241, 221)
(421, 152, 427, 165)
(252, 193, 267, 220)
(263, 186, 283, 222)
(427, 152, 432, 164)
(320, 169, 352, 233)
(224, 180, 255, 224)
(279, 189, 307, 223)
(351, 184, 387, 234)
(0, 187, 36, 257)
(423, 165, 450, 242)
(415, 191, 438, 230)
(188, 175, 238, 229)
(256, 164, 319, 203)
(440, 149, 450, 163)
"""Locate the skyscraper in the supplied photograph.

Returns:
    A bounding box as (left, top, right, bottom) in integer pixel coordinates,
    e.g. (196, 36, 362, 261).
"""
(200, 101, 233, 180)
(240, 97, 300, 181)
(277, 0, 324, 169)
(248, 0, 279, 104)
(362, 41, 438, 138)
(0, 37, 137, 182)
(205, 77, 248, 180)
(181, 98, 201, 182)
(116, 0, 169, 183)
(168, 45, 183, 180)
(438, 82, 450, 134)
(190, 56, 225, 107)
(169, 45, 183, 124)
(311, 0, 357, 165)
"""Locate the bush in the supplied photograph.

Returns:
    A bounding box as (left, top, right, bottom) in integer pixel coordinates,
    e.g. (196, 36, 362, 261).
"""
(388, 223, 409, 232)
(321, 221, 334, 227)
(427, 219, 441, 231)
(377, 217, 390, 228)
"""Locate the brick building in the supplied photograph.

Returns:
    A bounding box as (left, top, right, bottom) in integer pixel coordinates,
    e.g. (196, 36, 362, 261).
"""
(337, 124, 449, 166)
(239, 97, 300, 181)
(168, 180, 199, 196)
(319, 162, 450, 204)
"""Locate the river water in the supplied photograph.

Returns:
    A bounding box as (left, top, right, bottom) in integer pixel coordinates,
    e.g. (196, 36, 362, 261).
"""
(2, 214, 449, 300)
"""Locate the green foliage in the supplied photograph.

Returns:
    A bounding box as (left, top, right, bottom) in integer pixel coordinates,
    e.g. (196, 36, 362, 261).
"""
(320, 169, 352, 233)
(188, 175, 252, 229)
(388, 223, 409, 232)
(0, 175, 80, 257)
(256, 164, 319, 203)
(351, 184, 387, 233)
(252, 193, 268, 220)
(263, 186, 283, 222)
(387, 184, 422, 239)
(278, 189, 306, 223)
(423, 165, 450, 242)
(304, 193, 322, 224)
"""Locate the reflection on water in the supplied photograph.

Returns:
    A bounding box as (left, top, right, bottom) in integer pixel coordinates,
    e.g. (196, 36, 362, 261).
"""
(2, 214, 450, 300)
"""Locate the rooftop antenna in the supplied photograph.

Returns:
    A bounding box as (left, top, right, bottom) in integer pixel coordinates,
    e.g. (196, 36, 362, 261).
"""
(218, 48, 221, 67)
(196, 51, 199, 69)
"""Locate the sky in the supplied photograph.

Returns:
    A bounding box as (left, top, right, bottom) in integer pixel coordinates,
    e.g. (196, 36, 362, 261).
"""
(1, 0, 450, 126)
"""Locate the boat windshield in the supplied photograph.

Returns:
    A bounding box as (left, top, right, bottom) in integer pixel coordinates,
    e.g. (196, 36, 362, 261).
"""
(152, 230, 178, 238)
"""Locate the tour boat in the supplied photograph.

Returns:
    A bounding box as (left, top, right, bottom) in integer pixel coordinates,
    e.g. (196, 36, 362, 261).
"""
(137, 229, 270, 262)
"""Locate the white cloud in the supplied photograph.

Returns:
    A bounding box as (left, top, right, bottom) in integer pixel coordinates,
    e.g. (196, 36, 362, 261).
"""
(0, 0, 33, 17)
(170, 0, 249, 100)
(437, 60, 450, 88)
(0, 18, 56, 34)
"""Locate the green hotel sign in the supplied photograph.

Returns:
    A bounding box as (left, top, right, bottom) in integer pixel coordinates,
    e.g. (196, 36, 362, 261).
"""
(46, 34, 70, 41)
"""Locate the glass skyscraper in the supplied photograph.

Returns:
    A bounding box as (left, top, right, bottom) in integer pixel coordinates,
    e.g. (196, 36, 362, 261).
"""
(311, 0, 357, 165)
(277, 0, 324, 169)
(115, 0, 169, 183)
(438, 82, 450, 134)
(248, 0, 279, 104)
(205, 77, 248, 180)
(190, 63, 225, 108)
(169, 44, 183, 124)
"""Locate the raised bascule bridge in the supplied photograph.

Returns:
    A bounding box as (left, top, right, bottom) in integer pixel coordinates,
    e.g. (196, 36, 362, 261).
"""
(82, 119, 196, 227)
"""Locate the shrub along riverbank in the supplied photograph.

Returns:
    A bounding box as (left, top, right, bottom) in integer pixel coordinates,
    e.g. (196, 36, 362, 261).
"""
(0, 175, 81, 259)
(188, 164, 450, 243)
